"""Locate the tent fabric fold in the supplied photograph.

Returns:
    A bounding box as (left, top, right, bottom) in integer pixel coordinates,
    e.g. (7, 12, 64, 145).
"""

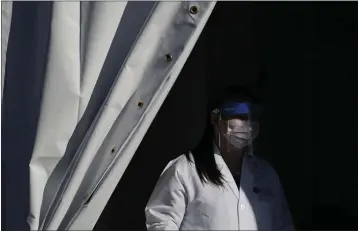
(2, 2, 54, 230)
(5, 1, 217, 230)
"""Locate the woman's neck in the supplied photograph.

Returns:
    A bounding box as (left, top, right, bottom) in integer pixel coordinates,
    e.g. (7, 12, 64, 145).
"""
(214, 133, 245, 175)
(220, 148, 245, 176)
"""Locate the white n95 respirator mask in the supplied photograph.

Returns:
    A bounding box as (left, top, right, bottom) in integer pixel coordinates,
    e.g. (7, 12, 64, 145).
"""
(222, 119, 258, 149)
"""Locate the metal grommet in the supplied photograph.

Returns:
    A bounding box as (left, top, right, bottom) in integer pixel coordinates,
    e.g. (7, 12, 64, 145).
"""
(164, 54, 172, 62)
(137, 100, 144, 108)
(189, 5, 198, 15)
(110, 146, 116, 154)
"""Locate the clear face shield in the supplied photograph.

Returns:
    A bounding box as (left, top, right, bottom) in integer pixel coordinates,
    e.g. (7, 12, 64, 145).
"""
(214, 102, 261, 156)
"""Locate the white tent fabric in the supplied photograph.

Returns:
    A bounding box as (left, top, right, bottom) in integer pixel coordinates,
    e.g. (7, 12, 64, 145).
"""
(28, 2, 127, 229)
(23, 1, 216, 230)
(1, 1, 12, 97)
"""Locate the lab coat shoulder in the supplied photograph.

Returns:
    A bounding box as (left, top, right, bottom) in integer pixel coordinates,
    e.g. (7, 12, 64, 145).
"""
(145, 154, 192, 230)
(160, 154, 192, 178)
(254, 156, 281, 183)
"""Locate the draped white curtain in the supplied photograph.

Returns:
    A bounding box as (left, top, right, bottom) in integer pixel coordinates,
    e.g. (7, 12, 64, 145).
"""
(25, 2, 216, 230)
(28, 2, 128, 229)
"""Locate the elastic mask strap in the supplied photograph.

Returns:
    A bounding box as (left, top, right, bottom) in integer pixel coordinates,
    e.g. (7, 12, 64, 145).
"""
(247, 108, 254, 156)
(218, 113, 223, 149)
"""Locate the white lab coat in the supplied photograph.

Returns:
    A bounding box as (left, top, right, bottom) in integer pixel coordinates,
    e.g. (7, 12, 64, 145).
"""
(145, 150, 295, 231)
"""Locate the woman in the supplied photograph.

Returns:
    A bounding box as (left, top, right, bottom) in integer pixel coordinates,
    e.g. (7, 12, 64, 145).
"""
(145, 86, 294, 230)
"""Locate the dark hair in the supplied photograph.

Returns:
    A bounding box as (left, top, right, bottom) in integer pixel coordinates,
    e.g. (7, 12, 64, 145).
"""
(185, 86, 260, 187)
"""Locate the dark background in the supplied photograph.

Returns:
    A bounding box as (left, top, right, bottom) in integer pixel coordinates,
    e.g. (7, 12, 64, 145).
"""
(95, 2, 358, 230)
(2, 2, 357, 231)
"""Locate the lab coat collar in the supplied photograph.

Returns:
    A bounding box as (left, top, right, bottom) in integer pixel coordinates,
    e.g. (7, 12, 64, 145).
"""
(213, 144, 256, 199)
(213, 143, 257, 180)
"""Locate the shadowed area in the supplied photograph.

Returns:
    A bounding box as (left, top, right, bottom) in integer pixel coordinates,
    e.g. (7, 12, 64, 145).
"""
(95, 2, 358, 230)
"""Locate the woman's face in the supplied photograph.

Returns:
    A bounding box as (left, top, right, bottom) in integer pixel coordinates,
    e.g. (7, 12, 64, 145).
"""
(211, 110, 259, 152)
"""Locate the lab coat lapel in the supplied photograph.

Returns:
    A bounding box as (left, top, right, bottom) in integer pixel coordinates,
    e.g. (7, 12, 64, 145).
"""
(240, 155, 274, 231)
(214, 154, 240, 199)
(215, 155, 260, 230)
(213, 146, 272, 230)
(213, 145, 240, 199)
(238, 155, 258, 230)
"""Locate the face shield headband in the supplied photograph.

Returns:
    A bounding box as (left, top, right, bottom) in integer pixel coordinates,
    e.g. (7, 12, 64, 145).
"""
(218, 102, 261, 119)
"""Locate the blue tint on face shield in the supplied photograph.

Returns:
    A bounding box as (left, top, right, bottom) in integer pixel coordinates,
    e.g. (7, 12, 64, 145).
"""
(220, 102, 250, 116)
(219, 102, 262, 120)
